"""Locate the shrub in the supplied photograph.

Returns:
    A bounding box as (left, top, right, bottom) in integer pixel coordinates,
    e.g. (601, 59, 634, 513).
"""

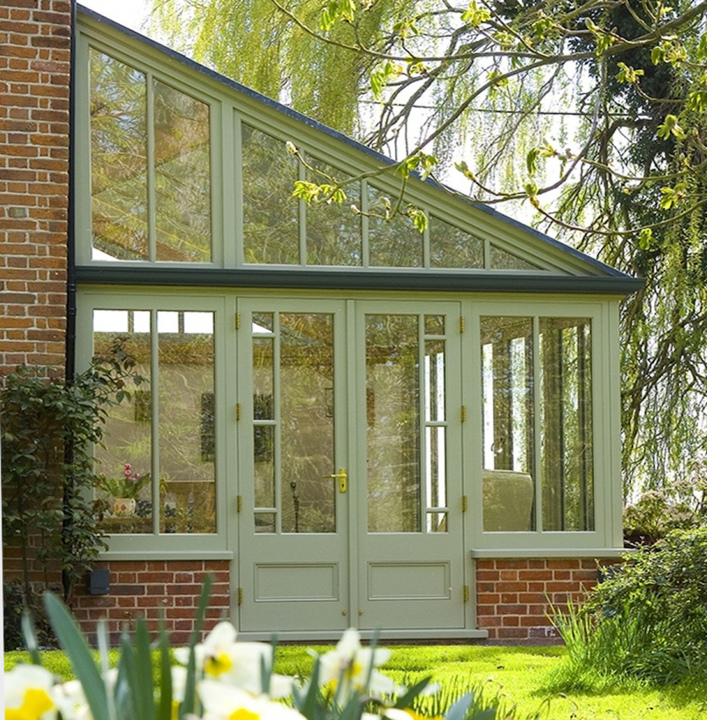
(1, 340, 141, 648)
(552, 527, 707, 688)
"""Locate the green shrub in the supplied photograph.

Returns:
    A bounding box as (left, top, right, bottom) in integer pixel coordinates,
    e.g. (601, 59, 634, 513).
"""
(1, 340, 141, 648)
(552, 527, 707, 688)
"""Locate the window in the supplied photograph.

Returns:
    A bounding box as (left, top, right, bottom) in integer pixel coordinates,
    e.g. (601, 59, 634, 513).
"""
(481, 316, 593, 532)
(93, 309, 216, 534)
(89, 49, 212, 263)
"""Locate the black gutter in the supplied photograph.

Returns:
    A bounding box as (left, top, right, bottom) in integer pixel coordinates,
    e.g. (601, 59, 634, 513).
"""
(76, 266, 644, 295)
(65, 0, 77, 382)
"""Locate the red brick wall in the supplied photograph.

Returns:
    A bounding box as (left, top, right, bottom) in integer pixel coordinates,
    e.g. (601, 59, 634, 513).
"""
(72, 560, 232, 645)
(0, 0, 71, 374)
(476, 558, 607, 643)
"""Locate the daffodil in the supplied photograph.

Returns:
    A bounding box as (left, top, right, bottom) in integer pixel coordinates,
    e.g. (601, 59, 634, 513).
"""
(176, 621, 293, 698)
(51, 680, 91, 720)
(318, 628, 403, 702)
(198, 681, 306, 720)
(4, 664, 57, 720)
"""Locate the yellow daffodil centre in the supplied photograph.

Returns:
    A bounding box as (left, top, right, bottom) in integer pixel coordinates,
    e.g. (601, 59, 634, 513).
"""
(205, 652, 233, 677)
(228, 708, 259, 720)
(5, 687, 54, 720)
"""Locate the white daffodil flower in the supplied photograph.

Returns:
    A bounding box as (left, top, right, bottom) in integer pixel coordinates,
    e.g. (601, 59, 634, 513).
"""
(4, 664, 57, 720)
(177, 620, 293, 698)
(318, 628, 403, 701)
(52, 680, 91, 720)
(198, 680, 306, 720)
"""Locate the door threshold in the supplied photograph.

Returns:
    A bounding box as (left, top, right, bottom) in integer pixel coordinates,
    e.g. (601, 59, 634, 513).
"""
(235, 629, 489, 643)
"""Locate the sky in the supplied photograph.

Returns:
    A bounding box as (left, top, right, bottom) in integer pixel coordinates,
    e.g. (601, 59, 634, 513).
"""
(80, 0, 151, 33)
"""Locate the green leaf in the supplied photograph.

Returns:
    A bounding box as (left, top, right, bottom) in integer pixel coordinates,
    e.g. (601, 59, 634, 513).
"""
(461, 1, 491, 27)
(44, 592, 111, 720)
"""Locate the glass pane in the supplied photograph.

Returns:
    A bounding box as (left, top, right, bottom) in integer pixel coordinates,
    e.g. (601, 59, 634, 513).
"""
(490, 246, 541, 270)
(253, 338, 274, 420)
(254, 426, 275, 508)
(366, 314, 421, 532)
(368, 187, 423, 267)
(540, 318, 593, 531)
(426, 512, 448, 533)
(242, 125, 300, 264)
(425, 315, 445, 336)
(481, 317, 535, 532)
(90, 50, 148, 261)
(94, 310, 152, 534)
(252, 312, 274, 333)
(153, 81, 211, 262)
(255, 513, 276, 533)
(280, 313, 335, 533)
(426, 426, 446, 507)
(305, 159, 362, 266)
(424, 340, 445, 422)
(158, 311, 216, 533)
(430, 218, 483, 269)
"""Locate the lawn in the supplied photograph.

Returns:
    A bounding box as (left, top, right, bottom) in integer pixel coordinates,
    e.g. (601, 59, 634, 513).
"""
(5, 644, 707, 720)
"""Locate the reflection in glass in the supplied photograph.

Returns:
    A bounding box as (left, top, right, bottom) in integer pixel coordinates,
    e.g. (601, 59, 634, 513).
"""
(426, 512, 448, 533)
(254, 426, 275, 509)
(153, 81, 211, 262)
(305, 158, 362, 266)
(90, 50, 148, 261)
(280, 314, 335, 533)
(425, 315, 445, 336)
(252, 312, 274, 333)
(489, 246, 541, 270)
(430, 218, 484, 269)
(242, 125, 300, 264)
(481, 317, 535, 532)
(368, 187, 423, 267)
(254, 513, 276, 533)
(540, 318, 593, 531)
(253, 339, 274, 420)
(366, 315, 421, 532)
(94, 310, 152, 533)
(158, 311, 216, 533)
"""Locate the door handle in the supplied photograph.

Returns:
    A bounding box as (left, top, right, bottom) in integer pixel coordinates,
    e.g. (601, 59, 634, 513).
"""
(326, 468, 348, 493)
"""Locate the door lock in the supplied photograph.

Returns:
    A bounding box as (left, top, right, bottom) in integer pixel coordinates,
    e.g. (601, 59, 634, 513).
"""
(326, 468, 348, 493)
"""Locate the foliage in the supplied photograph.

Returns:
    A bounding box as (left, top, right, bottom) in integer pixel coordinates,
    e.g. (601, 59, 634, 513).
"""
(552, 527, 707, 687)
(1, 340, 142, 626)
(6, 585, 513, 720)
(623, 472, 707, 545)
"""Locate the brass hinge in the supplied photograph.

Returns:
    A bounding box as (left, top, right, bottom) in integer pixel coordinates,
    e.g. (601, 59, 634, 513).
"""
(463, 585, 470, 603)
(238, 588, 243, 606)
(462, 495, 468, 512)
(459, 316, 466, 333)
(235, 312, 241, 330)
(237, 495, 242, 513)
(236, 403, 242, 420)
(461, 405, 467, 422)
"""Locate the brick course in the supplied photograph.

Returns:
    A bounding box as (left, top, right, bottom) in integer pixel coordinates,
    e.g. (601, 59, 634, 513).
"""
(0, 0, 71, 375)
(475, 558, 612, 643)
(72, 560, 232, 645)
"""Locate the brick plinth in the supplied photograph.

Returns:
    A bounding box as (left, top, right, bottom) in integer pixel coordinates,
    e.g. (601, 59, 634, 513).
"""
(476, 558, 610, 643)
(72, 560, 232, 645)
(0, 0, 71, 374)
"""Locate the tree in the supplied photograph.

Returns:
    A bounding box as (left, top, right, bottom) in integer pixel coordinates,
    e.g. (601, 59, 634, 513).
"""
(148, 0, 707, 497)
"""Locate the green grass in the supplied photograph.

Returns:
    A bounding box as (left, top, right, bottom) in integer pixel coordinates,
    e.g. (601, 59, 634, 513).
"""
(6, 644, 707, 719)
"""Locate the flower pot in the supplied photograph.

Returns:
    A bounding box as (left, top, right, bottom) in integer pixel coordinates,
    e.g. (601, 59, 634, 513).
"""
(113, 497, 136, 517)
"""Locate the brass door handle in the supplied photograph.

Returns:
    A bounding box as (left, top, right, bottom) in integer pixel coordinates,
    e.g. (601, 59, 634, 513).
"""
(325, 468, 348, 493)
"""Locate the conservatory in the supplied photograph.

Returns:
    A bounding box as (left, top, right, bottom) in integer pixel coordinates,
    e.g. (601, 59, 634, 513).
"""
(73, 6, 640, 639)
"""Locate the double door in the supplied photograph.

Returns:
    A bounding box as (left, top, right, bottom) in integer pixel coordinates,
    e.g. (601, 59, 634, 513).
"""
(236, 299, 467, 636)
